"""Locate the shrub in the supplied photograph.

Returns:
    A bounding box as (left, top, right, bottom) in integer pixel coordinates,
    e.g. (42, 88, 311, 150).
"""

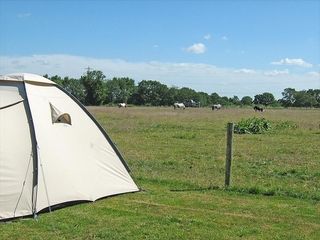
(234, 117, 271, 134)
(234, 118, 298, 134)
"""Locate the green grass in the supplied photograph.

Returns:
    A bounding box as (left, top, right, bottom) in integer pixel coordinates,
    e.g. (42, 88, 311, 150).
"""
(1, 107, 319, 239)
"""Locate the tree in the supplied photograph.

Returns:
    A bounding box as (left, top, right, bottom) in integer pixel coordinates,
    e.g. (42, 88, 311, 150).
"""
(254, 92, 275, 106)
(162, 87, 178, 106)
(229, 95, 240, 105)
(80, 70, 107, 105)
(61, 77, 85, 103)
(176, 87, 199, 103)
(134, 80, 168, 106)
(106, 77, 135, 103)
(49, 75, 63, 85)
(220, 96, 232, 105)
(44, 72, 320, 108)
(293, 91, 317, 107)
(240, 96, 253, 105)
(210, 92, 221, 104)
(198, 92, 211, 106)
(280, 88, 296, 107)
(307, 89, 320, 107)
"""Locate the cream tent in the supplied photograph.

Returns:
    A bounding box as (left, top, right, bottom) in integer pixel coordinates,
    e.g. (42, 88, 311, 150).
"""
(0, 73, 139, 220)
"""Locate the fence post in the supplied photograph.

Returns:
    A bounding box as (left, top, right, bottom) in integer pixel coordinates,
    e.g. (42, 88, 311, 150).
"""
(225, 122, 234, 187)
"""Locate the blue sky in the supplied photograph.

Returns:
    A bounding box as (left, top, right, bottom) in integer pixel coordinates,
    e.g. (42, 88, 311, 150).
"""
(0, 0, 319, 98)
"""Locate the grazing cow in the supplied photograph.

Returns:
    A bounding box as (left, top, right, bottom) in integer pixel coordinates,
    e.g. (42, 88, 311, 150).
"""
(254, 106, 264, 112)
(118, 103, 127, 108)
(173, 102, 186, 109)
(212, 104, 222, 110)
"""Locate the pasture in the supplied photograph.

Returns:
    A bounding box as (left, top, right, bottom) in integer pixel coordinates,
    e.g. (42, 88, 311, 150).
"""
(1, 107, 319, 239)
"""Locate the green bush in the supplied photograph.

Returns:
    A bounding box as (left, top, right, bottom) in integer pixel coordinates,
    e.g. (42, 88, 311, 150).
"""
(234, 118, 298, 134)
(234, 117, 271, 134)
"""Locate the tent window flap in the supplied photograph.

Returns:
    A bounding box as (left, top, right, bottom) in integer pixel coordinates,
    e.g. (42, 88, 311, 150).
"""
(50, 103, 71, 125)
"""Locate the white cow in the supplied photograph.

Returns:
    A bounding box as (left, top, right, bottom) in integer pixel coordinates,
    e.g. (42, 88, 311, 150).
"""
(212, 104, 222, 110)
(118, 103, 127, 108)
(173, 102, 185, 110)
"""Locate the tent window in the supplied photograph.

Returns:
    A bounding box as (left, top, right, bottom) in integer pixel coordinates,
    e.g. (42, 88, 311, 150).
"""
(50, 103, 72, 125)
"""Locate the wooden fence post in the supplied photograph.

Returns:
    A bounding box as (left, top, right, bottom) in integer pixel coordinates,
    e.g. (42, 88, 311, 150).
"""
(225, 122, 234, 187)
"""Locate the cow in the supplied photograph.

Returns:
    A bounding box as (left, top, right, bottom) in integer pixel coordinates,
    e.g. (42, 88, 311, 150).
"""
(212, 104, 222, 110)
(173, 102, 186, 109)
(254, 106, 264, 112)
(118, 103, 127, 108)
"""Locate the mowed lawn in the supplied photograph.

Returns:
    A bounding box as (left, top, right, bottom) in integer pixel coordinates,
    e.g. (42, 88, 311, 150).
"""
(1, 107, 319, 239)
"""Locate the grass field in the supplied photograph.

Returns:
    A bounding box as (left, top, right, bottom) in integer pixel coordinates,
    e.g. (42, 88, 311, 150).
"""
(1, 107, 319, 239)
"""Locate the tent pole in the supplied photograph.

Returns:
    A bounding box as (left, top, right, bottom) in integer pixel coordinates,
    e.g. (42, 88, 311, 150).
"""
(22, 81, 39, 218)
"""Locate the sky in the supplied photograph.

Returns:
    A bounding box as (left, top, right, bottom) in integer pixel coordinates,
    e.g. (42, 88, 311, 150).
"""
(0, 0, 319, 98)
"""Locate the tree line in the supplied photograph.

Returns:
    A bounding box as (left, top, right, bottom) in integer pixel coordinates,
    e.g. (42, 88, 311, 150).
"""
(44, 70, 320, 108)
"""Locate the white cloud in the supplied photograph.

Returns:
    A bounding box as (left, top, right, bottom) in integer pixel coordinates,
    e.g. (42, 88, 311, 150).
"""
(271, 58, 313, 68)
(17, 13, 32, 18)
(307, 71, 320, 77)
(264, 69, 289, 76)
(186, 43, 206, 54)
(204, 34, 211, 40)
(221, 36, 228, 41)
(1, 54, 319, 98)
(234, 68, 256, 74)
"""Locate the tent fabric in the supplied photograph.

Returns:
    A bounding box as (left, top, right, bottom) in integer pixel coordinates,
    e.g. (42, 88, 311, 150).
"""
(3, 73, 56, 85)
(0, 73, 138, 220)
(0, 82, 34, 219)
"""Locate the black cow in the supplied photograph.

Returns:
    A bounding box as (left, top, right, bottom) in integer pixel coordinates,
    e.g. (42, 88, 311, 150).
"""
(254, 106, 264, 112)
